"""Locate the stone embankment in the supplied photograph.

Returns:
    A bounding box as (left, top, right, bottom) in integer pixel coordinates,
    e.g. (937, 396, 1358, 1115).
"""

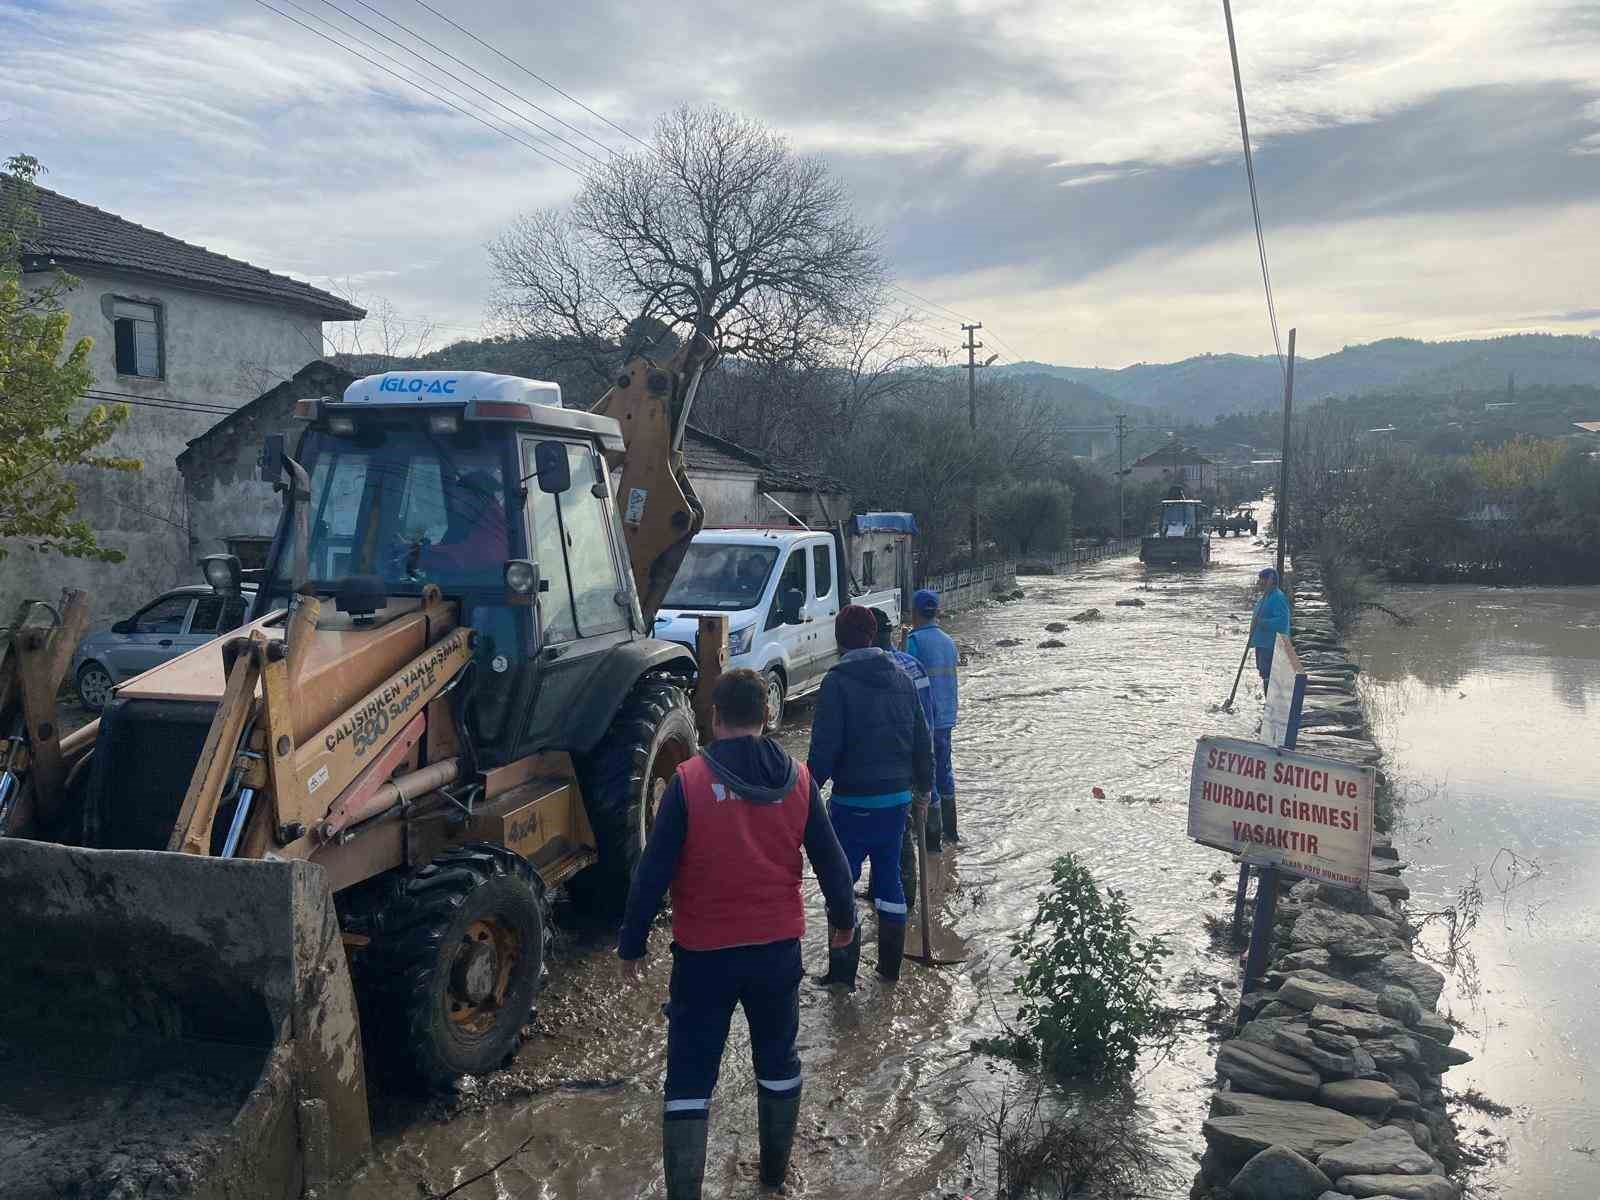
(1193, 559, 1469, 1200)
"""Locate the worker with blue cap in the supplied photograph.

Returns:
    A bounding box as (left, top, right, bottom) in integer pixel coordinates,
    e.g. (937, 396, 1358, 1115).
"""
(1251, 567, 1292, 686)
(906, 588, 960, 846)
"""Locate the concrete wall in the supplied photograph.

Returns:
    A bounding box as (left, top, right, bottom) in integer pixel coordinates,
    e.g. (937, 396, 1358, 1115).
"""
(1, 267, 329, 626)
(180, 362, 349, 561)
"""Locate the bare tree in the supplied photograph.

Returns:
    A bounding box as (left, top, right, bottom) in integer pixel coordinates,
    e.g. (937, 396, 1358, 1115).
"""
(488, 103, 882, 385)
(311, 283, 437, 371)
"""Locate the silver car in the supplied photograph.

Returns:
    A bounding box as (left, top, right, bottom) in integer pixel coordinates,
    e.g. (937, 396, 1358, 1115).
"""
(72, 585, 253, 711)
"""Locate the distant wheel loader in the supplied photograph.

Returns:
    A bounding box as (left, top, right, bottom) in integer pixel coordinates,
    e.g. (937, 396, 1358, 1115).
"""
(0, 337, 723, 1198)
(1139, 498, 1213, 566)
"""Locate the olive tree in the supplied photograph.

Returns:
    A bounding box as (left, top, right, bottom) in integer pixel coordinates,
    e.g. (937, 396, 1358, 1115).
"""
(488, 104, 882, 384)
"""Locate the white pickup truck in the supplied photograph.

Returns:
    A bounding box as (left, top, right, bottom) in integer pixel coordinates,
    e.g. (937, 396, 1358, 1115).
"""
(654, 527, 903, 727)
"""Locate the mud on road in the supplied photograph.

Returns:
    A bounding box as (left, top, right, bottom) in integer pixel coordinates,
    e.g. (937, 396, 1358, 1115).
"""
(345, 532, 1278, 1200)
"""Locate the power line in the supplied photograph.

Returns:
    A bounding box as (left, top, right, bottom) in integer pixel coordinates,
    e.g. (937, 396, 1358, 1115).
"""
(84, 389, 236, 416)
(407, 0, 651, 151)
(274, 0, 599, 170)
(309, 0, 614, 166)
(339, 0, 622, 161)
(1221, 0, 1285, 377)
(249, 0, 591, 180)
(888, 283, 977, 325)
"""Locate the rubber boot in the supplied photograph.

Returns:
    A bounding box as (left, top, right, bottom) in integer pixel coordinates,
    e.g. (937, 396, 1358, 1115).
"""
(757, 1086, 802, 1189)
(876, 920, 907, 982)
(811, 924, 860, 990)
(940, 793, 959, 843)
(663, 1115, 708, 1200)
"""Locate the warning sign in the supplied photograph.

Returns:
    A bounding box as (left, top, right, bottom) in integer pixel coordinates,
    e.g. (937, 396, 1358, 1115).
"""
(1188, 735, 1375, 890)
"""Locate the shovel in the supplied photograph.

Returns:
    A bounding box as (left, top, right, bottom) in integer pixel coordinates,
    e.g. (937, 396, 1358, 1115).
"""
(905, 796, 966, 967)
(1219, 619, 1257, 713)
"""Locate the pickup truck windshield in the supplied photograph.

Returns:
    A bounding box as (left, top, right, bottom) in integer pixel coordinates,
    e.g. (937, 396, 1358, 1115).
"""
(662, 543, 779, 611)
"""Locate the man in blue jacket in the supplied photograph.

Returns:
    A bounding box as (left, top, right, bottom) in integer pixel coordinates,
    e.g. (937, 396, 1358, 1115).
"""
(808, 604, 935, 986)
(906, 589, 960, 846)
(619, 668, 856, 1199)
(875, 609, 936, 917)
(1251, 567, 1292, 686)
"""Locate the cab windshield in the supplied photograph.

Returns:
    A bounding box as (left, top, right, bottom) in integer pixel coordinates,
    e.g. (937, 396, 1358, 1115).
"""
(662, 543, 778, 611)
(261, 425, 517, 610)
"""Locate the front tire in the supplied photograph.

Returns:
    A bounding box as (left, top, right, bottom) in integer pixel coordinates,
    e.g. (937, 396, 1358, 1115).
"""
(76, 662, 114, 711)
(571, 679, 698, 917)
(340, 844, 547, 1089)
(763, 668, 787, 732)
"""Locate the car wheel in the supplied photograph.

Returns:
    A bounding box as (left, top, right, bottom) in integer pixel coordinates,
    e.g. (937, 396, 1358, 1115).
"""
(76, 662, 114, 712)
(763, 669, 786, 731)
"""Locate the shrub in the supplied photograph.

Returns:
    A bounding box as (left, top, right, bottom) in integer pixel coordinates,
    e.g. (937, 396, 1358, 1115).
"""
(1006, 854, 1174, 1078)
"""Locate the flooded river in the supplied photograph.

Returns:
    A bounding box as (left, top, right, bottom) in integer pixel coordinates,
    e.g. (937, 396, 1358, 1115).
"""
(346, 529, 1280, 1199)
(1347, 586, 1600, 1200)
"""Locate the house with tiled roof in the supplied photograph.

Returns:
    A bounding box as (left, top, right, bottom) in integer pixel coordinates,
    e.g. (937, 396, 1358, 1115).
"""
(2, 176, 363, 620)
(1127, 440, 1217, 491)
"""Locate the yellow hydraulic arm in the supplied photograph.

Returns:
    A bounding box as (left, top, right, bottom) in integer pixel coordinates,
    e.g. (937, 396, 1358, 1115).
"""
(591, 332, 718, 623)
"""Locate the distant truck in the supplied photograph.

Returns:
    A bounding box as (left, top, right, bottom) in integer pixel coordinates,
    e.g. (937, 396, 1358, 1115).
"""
(1216, 508, 1259, 537)
(1140, 499, 1213, 566)
(655, 527, 903, 727)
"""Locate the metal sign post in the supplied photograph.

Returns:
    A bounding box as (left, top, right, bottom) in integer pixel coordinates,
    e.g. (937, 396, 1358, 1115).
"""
(1230, 637, 1309, 937)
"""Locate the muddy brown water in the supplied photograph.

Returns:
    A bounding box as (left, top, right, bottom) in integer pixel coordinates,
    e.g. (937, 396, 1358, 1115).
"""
(1348, 585, 1600, 1200)
(345, 531, 1281, 1199)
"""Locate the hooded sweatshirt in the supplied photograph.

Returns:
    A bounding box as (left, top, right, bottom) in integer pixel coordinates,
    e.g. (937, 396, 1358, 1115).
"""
(807, 647, 935, 802)
(618, 735, 855, 958)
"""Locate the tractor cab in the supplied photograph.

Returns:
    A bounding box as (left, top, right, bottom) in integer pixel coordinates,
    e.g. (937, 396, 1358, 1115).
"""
(253, 370, 648, 763)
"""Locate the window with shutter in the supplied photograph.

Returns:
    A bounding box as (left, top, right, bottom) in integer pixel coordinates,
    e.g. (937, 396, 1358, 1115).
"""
(111, 298, 162, 378)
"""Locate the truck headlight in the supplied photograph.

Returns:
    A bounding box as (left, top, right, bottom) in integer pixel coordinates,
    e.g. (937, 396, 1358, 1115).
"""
(729, 624, 754, 656)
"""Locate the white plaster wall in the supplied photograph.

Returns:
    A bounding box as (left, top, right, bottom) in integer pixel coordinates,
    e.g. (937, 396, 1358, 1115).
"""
(1, 267, 329, 626)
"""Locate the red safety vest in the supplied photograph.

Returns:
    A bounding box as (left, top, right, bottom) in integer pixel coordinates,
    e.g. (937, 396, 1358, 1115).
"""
(669, 754, 812, 952)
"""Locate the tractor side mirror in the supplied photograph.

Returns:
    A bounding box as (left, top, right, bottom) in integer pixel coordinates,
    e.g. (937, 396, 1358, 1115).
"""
(532, 441, 571, 494)
(781, 587, 805, 625)
(259, 433, 285, 482)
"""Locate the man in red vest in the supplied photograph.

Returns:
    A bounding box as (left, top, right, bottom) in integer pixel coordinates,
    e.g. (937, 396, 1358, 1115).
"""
(619, 668, 856, 1199)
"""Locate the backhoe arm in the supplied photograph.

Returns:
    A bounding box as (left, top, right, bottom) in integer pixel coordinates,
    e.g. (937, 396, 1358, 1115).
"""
(591, 332, 718, 623)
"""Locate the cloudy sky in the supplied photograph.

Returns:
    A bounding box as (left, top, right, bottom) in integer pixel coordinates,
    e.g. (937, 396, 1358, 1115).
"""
(4, 0, 1598, 366)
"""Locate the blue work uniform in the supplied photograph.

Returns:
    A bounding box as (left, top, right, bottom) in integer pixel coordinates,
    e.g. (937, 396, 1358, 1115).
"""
(907, 623, 959, 841)
(1251, 587, 1292, 684)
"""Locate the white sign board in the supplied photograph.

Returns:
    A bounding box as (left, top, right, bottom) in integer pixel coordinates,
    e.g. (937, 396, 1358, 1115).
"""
(1188, 735, 1375, 891)
(1263, 633, 1307, 749)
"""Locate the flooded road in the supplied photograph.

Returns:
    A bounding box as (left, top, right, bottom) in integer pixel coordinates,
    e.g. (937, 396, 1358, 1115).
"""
(1347, 586, 1600, 1200)
(346, 530, 1280, 1199)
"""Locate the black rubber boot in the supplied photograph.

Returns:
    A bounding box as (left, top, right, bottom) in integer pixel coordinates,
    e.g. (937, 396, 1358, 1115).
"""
(900, 824, 917, 917)
(663, 1115, 708, 1200)
(876, 920, 907, 982)
(811, 924, 860, 990)
(757, 1086, 802, 1189)
(940, 793, 959, 843)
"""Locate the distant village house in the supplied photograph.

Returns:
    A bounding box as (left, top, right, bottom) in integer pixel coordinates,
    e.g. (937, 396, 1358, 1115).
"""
(1127, 441, 1218, 492)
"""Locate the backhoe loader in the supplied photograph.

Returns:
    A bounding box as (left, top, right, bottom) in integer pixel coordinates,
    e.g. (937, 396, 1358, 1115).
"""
(0, 335, 721, 1198)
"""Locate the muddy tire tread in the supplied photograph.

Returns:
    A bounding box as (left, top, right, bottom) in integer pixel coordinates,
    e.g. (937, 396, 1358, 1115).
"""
(340, 843, 547, 1089)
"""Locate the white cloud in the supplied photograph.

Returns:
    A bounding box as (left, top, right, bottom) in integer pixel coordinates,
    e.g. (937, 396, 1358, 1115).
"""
(3, 0, 1597, 361)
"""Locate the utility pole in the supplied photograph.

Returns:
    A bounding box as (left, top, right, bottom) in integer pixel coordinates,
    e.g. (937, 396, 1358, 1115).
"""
(1275, 328, 1296, 580)
(962, 323, 984, 561)
(1115, 414, 1128, 542)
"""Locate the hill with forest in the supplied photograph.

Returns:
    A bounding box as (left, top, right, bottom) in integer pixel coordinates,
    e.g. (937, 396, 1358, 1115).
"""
(999, 333, 1600, 421)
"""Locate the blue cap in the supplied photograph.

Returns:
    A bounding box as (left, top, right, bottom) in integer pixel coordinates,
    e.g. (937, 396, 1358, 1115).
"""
(1258, 568, 1279, 582)
(913, 588, 940, 615)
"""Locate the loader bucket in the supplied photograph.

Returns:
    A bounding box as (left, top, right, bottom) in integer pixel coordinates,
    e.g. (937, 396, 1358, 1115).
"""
(0, 840, 370, 1199)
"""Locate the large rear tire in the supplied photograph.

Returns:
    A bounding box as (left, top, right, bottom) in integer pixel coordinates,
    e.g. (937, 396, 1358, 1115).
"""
(340, 843, 546, 1089)
(570, 679, 698, 918)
